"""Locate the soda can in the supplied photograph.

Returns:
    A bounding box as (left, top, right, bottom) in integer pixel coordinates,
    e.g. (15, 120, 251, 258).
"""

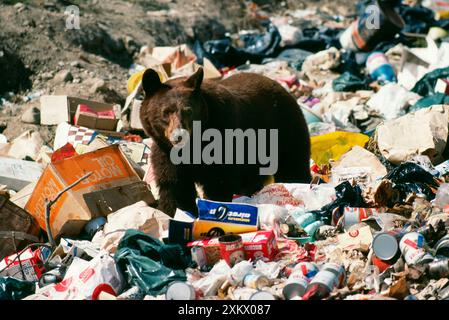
(343, 207, 377, 230)
(282, 270, 309, 300)
(166, 281, 197, 300)
(435, 234, 449, 258)
(293, 262, 319, 280)
(249, 291, 276, 300)
(372, 229, 404, 261)
(307, 269, 338, 292)
(366, 52, 396, 83)
(218, 234, 246, 267)
(399, 232, 429, 265)
(243, 272, 270, 290)
(321, 263, 346, 288)
(428, 259, 449, 279)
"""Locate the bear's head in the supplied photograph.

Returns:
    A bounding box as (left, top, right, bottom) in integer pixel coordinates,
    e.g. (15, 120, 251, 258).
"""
(140, 67, 206, 151)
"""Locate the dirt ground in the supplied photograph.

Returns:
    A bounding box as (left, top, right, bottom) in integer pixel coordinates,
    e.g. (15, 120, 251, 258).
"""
(0, 0, 356, 144)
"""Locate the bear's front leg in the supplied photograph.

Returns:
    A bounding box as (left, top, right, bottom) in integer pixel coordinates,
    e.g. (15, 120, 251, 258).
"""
(151, 144, 197, 217)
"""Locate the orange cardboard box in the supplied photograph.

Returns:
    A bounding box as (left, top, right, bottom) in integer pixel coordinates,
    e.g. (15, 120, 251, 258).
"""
(25, 145, 141, 238)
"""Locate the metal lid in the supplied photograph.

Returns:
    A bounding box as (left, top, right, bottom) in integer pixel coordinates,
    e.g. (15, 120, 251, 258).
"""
(166, 282, 196, 300)
(250, 291, 276, 300)
(372, 232, 399, 261)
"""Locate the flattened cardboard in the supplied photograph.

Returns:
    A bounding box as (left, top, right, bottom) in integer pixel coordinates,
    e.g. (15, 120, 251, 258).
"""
(0, 157, 44, 192)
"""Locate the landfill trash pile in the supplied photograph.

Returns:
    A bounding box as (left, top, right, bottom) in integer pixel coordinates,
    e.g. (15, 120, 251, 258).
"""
(2, 0, 449, 301)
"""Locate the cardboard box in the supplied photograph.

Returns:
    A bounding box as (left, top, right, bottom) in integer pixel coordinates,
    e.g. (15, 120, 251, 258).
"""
(0, 194, 41, 260)
(25, 145, 141, 238)
(40, 95, 121, 130)
(187, 230, 278, 266)
(74, 104, 119, 131)
(193, 199, 259, 240)
(240, 230, 278, 262)
(0, 156, 44, 192)
(0, 248, 46, 281)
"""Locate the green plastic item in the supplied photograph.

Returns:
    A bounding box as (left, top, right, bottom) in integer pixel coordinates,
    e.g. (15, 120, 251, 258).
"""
(411, 66, 449, 96)
(332, 72, 369, 92)
(409, 93, 449, 112)
(114, 230, 190, 297)
(287, 236, 314, 245)
(0, 277, 36, 300)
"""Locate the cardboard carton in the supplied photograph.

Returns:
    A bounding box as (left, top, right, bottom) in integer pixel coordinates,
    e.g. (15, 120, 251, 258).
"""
(25, 145, 141, 238)
(40, 95, 121, 131)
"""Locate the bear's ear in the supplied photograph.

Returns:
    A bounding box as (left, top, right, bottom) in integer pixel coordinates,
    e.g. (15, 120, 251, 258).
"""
(142, 68, 164, 96)
(185, 67, 204, 91)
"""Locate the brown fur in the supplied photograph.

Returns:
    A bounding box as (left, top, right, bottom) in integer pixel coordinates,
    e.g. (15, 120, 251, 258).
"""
(140, 68, 311, 217)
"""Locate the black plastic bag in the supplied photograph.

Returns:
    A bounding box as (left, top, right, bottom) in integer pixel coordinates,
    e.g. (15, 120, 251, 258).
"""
(313, 181, 367, 225)
(384, 162, 439, 187)
(115, 230, 190, 296)
(0, 277, 35, 300)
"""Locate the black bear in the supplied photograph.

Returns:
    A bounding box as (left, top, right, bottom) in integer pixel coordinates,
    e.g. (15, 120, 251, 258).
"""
(140, 67, 311, 217)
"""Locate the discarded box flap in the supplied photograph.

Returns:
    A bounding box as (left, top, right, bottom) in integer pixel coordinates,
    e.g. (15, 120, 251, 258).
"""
(25, 145, 141, 238)
(0, 194, 41, 261)
(10, 182, 37, 209)
(82, 181, 156, 216)
(0, 156, 44, 192)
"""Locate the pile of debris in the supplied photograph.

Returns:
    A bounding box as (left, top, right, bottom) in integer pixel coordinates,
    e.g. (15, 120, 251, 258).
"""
(1, 0, 449, 300)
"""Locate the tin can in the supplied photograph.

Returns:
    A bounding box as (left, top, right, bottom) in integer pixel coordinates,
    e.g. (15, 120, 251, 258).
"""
(339, 0, 404, 52)
(218, 234, 246, 267)
(243, 272, 270, 290)
(435, 234, 449, 258)
(293, 262, 319, 280)
(166, 281, 197, 300)
(343, 207, 377, 230)
(372, 229, 404, 261)
(366, 52, 396, 83)
(372, 254, 395, 273)
(282, 270, 309, 300)
(428, 259, 449, 279)
(321, 263, 346, 288)
(399, 232, 429, 265)
(249, 291, 276, 300)
(307, 269, 338, 292)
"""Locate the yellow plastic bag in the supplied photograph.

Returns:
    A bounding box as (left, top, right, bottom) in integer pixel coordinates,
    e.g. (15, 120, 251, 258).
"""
(127, 66, 169, 94)
(310, 131, 369, 165)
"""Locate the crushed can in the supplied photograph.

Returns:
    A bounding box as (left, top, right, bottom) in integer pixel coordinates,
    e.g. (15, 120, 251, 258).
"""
(428, 259, 449, 279)
(366, 52, 396, 83)
(282, 270, 309, 300)
(321, 262, 346, 288)
(243, 272, 270, 290)
(399, 232, 433, 266)
(435, 234, 449, 258)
